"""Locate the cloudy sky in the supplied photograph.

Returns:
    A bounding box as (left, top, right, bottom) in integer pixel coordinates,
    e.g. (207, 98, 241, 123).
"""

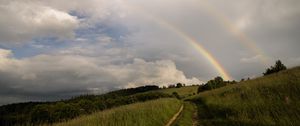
(0, 0, 300, 105)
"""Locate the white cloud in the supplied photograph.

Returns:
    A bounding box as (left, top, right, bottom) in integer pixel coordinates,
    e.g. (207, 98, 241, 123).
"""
(0, 48, 201, 103)
(0, 0, 79, 45)
(0, 48, 12, 58)
(124, 59, 201, 88)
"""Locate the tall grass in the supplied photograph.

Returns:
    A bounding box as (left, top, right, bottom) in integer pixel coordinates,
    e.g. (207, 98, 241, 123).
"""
(191, 67, 300, 126)
(55, 98, 182, 126)
(173, 102, 197, 126)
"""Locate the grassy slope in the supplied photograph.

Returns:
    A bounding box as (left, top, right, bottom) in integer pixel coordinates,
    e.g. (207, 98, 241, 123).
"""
(190, 67, 300, 126)
(155, 86, 199, 98)
(55, 98, 182, 126)
(154, 86, 199, 126)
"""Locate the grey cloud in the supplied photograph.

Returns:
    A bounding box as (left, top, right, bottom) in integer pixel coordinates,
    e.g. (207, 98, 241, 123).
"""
(0, 48, 200, 105)
(0, 0, 79, 46)
(120, 0, 300, 79)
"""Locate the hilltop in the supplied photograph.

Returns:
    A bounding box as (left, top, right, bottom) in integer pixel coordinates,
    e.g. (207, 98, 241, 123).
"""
(188, 66, 300, 126)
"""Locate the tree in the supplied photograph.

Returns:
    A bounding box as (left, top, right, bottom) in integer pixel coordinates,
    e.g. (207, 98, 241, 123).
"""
(30, 105, 51, 123)
(51, 102, 79, 122)
(197, 85, 205, 93)
(176, 83, 183, 88)
(168, 84, 176, 88)
(263, 60, 287, 75)
(209, 76, 225, 89)
(77, 99, 97, 114)
(214, 76, 223, 85)
(197, 76, 225, 93)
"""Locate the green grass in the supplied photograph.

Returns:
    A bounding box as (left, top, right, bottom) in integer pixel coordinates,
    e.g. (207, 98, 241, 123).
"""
(173, 102, 197, 126)
(155, 86, 199, 98)
(54, 98, 182, 126)
(191, 67, 300, 126)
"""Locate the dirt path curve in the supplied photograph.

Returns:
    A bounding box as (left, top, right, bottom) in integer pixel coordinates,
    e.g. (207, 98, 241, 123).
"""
(165, 105, 184, 126)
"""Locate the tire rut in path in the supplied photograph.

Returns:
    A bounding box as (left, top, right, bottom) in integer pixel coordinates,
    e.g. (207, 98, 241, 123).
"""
(165, 105, 184, 126)
(192, 108, 198, 126)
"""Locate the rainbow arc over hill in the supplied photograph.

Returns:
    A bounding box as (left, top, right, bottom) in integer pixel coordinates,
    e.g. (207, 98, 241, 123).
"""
(195, 0, 270, 66)
(123, 1, 270, 80)
(154, 19, 232, 81)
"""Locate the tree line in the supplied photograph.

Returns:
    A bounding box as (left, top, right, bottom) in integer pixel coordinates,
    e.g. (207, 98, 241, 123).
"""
(0, 85, 171, 125)
(197, 60, 288, 93)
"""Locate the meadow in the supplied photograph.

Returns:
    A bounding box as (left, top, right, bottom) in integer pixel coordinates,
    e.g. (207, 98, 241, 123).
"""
(173, 102, 198, 126)
(2, 65, 300, 126)
(190, 67, 300, 126)
(55, 98, 182, 126)
(155, 86, 199, 98)
(0, 86, 171, 125)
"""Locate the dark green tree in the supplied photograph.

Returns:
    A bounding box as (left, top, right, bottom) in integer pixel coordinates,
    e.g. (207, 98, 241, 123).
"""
(197, 76, 225, 93)
(176, 83, 183, 88)
(197, 85, 205, 93)
(51, 102, 79, 122)
(263, 60, 287, 75)
(214, 76, 224, 85)
(77, 99, 97, 114)
(30, 105, 51, 123)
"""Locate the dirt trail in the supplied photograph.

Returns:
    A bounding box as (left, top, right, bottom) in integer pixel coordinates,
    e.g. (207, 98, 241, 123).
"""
(165, 105, 184, 126)
(192, 109, 198, 126)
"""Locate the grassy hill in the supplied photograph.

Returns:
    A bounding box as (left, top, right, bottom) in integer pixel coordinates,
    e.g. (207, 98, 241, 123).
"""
(154, 86, 198, 98)
(0, 83, 198, 126)
(189, 66, 300, 126)
(53, 86, 198, 126)
(2, 65, 300, 126)
(173, 101, 198, 126)
(55, 98, 181, 126)
(0, 86, 171, 125)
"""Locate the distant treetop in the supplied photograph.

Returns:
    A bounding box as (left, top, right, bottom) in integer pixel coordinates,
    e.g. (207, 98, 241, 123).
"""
(263, 60, 287, 76)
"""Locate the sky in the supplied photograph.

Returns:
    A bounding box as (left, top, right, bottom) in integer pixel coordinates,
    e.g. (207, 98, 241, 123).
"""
(0, 0, 300, 105)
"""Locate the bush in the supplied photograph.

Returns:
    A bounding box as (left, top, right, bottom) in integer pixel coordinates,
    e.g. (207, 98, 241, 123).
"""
(172, 92, 180, 99)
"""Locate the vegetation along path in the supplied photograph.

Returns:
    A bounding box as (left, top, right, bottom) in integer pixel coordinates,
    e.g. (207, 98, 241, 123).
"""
(172, 101, 198, 126)
(166, 105, 184, 126)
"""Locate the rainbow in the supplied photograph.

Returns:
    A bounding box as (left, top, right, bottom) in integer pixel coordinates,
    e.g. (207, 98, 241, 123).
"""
(194, 0, 270, 66)
(155, 20, 232, 80)
(123, 3, 232, 80)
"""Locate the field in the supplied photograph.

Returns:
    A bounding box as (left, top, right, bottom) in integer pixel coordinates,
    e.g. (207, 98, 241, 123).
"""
(173, 102, 198, 126)
(2, 66, 300, 126)
(190, 67, 300, 126)
(55, 98, 182, 126)
(155, 86, 199, 98)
